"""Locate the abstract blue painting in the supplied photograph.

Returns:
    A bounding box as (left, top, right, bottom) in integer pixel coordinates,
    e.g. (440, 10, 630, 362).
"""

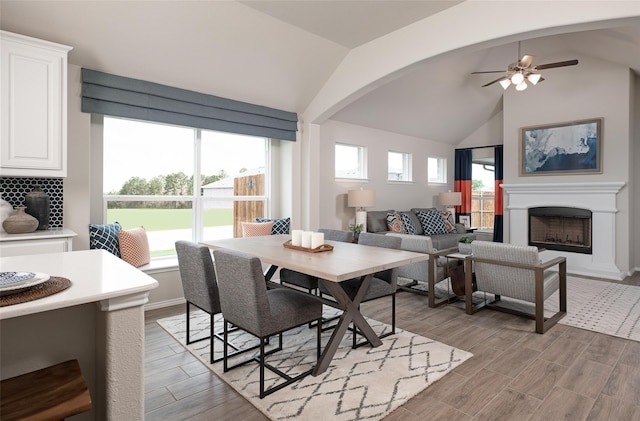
(520, 118, 602, 175)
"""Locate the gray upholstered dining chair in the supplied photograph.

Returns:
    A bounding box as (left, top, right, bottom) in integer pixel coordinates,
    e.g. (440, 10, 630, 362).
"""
(213, 248, 323, 399)
(175, 240, 258, 363)
(319, 232, 402, 348)
(465, 241, 567, 334)
(279, 228, 354, 294)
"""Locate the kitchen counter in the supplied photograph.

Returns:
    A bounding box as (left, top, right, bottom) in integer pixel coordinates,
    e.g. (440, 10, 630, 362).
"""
(0, 249, 159, 420)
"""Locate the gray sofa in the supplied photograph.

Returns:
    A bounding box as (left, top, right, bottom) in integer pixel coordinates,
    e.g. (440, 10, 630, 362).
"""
(366, 208, 475, 250)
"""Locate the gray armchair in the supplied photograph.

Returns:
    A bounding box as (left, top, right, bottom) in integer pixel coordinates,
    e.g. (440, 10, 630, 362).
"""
(464, 241, 567, 334)
(213, 248, 323, 398)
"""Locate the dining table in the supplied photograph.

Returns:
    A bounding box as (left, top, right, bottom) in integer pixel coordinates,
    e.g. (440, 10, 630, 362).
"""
(201, 234, 428, 375)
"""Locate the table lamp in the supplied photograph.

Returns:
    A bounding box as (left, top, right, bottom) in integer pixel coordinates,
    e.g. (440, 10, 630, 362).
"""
(348, 189, 376, 232)
(439, 191, 462, 222)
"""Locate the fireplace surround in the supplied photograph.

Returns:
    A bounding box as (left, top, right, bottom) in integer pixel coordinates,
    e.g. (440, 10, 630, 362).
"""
(502, 182, 625, 280)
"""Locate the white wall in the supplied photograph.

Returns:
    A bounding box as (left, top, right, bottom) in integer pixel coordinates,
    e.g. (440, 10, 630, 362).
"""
(317, 120, 454, 230)
(503, 54, 633, 274)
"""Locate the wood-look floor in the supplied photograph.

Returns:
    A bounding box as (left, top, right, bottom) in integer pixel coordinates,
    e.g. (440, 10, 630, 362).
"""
(144, 272, 640, 421)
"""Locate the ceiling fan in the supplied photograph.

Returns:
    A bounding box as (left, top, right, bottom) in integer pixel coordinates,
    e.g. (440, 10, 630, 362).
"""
(472, 42, 578, 91)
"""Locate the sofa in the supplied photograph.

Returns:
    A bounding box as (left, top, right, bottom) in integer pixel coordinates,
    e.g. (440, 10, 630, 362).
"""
(366, 208, 475, 250)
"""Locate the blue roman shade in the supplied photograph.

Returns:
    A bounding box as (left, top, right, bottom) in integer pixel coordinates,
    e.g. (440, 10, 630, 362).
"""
(81, 68, 298, 141)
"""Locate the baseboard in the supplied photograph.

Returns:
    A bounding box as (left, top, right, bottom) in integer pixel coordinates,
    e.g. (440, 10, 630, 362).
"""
(145, 297, 185, 311)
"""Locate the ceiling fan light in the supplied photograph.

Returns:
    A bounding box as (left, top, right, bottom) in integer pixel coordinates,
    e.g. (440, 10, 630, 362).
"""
(528, 73, 542, 85)
(499, 79, 511, 90)
(511, 72, 524, 85)
(515, 80, 528, 91)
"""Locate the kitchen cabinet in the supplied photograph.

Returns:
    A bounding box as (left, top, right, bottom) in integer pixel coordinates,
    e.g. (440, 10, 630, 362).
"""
(0, 228, 76, 257)
(1, 31, 72, 177)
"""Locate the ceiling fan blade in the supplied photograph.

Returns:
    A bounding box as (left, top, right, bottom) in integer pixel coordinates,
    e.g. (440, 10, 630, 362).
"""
(519, 55, 535, 68)
(534, 59, 579, 70)
(471, 70, 505, 74)
(482, 76, 508, 87)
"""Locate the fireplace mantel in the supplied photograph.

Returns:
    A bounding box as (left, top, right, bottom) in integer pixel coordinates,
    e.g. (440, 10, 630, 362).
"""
(501, 181, 626, 280)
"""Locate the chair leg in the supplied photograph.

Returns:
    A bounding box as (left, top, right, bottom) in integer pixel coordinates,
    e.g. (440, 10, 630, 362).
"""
(185, 302, 191, 344)
(259, 337, 266, 399)
(209, 313, 215, 364)
(317, 317, 322, 360)
(223, 320, 229, 372)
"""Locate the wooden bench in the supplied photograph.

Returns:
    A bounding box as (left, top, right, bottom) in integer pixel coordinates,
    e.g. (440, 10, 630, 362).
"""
(0, 359, 92, 421)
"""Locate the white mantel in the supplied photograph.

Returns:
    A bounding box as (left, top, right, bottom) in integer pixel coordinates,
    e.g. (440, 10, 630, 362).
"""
(502, 182, 626, 280)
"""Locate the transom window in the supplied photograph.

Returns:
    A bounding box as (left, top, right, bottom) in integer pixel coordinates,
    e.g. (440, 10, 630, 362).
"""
(103, 117, 269, 258)
(335, 143, 367, 179)
(428, 156, 446, 184)
(388, 151, 412, 182)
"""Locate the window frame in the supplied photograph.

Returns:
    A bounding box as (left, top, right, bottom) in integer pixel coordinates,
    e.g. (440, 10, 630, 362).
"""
(334, 142, 368, 181)
(427, 156, 447, 184)
(99, 116, 271, 260)
(387, 150, 412, 182)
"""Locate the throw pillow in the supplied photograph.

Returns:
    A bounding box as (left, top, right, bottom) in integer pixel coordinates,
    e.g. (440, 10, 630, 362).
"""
(415, 210, 449, 235)
(398, 212, 418, 235)
(440, 210, 456, 233)
(242, 221, 274, 237)
(386, 212, 405, 234)
(118, 226, 151, 268)
(89, 222, 122, 257)
(255, 217, 290, 234)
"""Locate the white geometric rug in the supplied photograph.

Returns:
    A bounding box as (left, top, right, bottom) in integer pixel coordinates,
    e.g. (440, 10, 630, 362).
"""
(157, 307, 473, 421)
(407, 276, 640, 342)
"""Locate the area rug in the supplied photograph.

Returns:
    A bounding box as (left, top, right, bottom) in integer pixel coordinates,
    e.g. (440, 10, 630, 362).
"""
(403, 275, 640, 342)
(157, 308, 473, 421)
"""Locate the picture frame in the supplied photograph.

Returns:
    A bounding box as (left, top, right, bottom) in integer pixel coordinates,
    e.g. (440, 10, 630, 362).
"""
(520, 118, 603, 176)
(459, 215, 470, 228)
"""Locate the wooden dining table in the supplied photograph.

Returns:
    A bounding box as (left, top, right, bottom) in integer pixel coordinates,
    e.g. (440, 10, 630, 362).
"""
(201, 234, 428, 375)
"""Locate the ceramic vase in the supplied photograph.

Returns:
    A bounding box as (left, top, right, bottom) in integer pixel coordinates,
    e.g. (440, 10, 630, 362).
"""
(0, 196, 14, 233)
(458, 242, 473, 255)
(24, 184, 50, 230)
(2, 206, 39, 234)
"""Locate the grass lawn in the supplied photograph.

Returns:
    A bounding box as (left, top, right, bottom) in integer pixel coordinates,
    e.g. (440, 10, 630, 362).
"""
(107, 208, 232, 231)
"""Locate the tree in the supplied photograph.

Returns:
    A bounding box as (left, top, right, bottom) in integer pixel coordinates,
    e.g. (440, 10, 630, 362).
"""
(120, 177, 149, 195)
(148, 176, 165, 195)
(164, 172, 190, 196)
(472, 179, 484, 192)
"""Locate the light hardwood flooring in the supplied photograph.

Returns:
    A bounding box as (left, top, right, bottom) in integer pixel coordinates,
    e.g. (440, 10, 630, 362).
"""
(144, 272, 640, 421)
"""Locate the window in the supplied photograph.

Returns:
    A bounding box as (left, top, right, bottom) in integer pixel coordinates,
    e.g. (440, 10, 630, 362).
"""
(388, 151, 412, 182)
(103, 117, 269, 258)
(428, 156, 446, 183)
(335, 143, 367, 179)
(471, 161, 495, 230)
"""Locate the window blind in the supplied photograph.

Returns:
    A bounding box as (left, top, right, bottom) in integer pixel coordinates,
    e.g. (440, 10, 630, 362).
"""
(81, 68, 298, 141)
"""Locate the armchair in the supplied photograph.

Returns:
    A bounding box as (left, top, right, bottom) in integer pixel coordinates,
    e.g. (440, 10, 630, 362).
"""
(385, 233, 458, 307)
(464, 241, 567, 334)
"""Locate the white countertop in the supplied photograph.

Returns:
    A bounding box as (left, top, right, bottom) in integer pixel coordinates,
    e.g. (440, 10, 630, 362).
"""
(0, 228, 77, 242)
(0, 249, 158, 320)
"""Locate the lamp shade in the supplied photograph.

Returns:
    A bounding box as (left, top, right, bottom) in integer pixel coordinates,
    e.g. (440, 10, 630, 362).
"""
(348, 189, 376, 208)
(439, 191, 462, 206)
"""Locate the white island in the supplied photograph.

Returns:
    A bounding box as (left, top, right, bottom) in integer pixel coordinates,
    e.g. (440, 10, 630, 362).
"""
(0, 250, 158, 421)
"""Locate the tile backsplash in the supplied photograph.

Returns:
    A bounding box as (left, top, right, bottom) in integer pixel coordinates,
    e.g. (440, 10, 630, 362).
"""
(0, 177, 64, 228)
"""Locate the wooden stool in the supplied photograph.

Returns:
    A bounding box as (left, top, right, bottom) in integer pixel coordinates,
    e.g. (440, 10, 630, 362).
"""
(0, 359, 92, 421)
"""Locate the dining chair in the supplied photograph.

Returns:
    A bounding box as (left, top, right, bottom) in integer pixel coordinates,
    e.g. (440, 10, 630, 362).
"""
(175, 240, 258, 363)
(213, 248, 323, 398)
(319, 232, 401, 348)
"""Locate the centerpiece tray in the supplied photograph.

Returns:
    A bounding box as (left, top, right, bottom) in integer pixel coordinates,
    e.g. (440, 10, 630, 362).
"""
(283, 240, 334, 253)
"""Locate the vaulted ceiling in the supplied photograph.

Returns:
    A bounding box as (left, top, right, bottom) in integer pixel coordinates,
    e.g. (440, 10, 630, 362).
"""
(1, 1, 638, 145)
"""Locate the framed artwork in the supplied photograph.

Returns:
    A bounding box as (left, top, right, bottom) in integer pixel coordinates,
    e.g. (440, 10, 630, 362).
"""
(520, 118, 602, 176)
(459, 215, 470, 228)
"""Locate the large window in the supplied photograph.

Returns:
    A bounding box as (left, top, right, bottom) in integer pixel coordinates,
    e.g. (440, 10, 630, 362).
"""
(428, 156, 446, 184)
(388, 151, 412, 182)
(103, 117, 268, 258)
(335, 143, 367, 179)
(471, 161, 495, 230)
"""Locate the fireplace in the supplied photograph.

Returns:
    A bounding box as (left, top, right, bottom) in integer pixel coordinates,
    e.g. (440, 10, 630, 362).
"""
(502, 182, 625, 280)
(528, 207, 592, 254)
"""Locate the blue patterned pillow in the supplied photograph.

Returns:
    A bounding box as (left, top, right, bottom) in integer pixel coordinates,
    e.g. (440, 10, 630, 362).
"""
(415, 210, 448, 235)
(89, 222, 122, 257)
(255, 217, 290, 235)
(398, 212, 417, 235)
